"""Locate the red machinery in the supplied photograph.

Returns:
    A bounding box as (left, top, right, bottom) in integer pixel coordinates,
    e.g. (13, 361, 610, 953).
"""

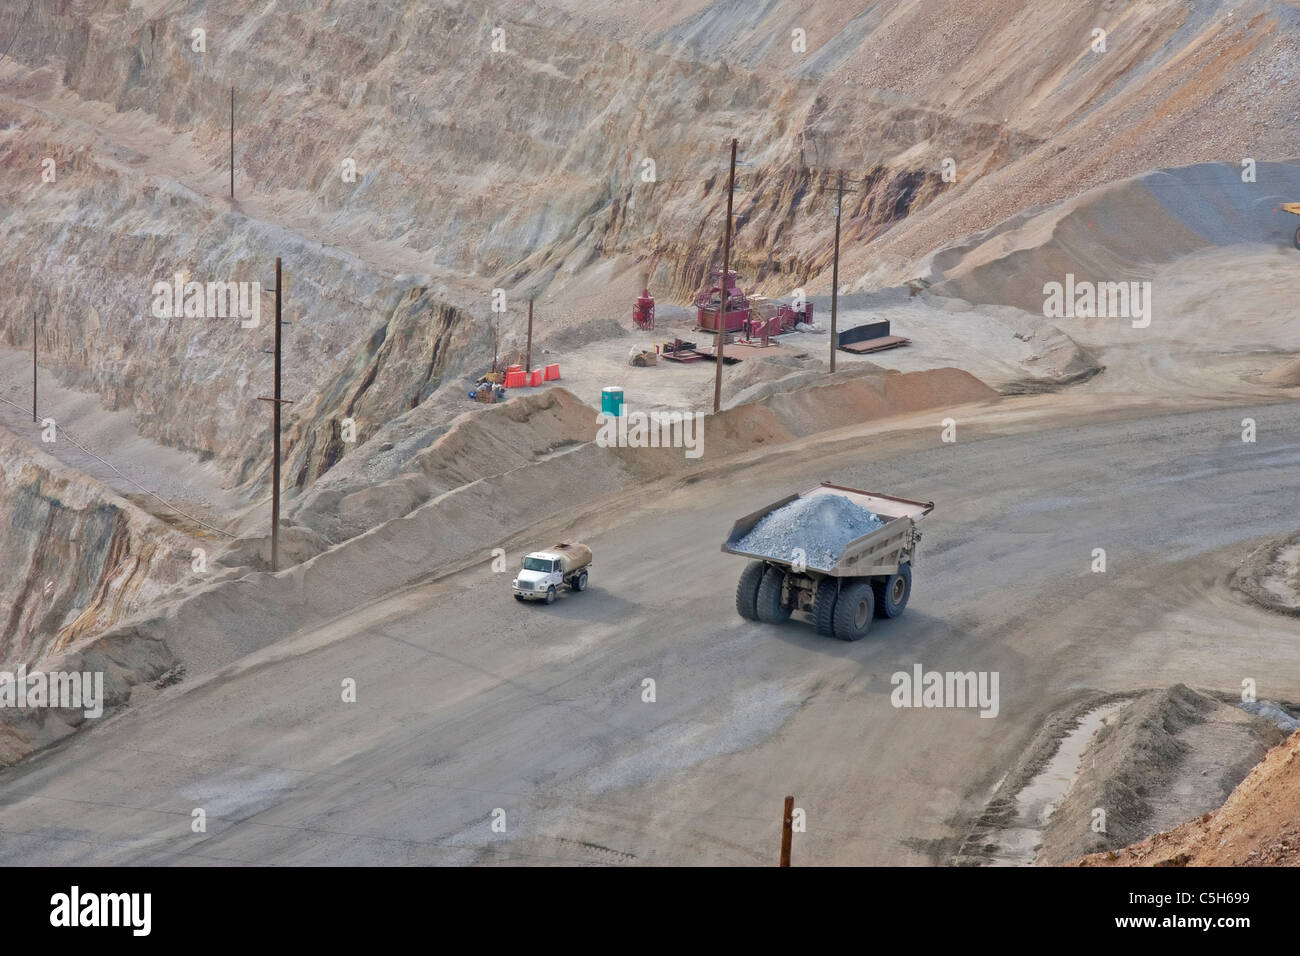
(694, 269, 751, 334)
(694, 269, 813, 338)
(633, 288, 655, 330)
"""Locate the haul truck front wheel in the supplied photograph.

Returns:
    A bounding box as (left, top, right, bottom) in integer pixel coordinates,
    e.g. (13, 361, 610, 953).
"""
(833, 581, 875, 641)
(874, 563, 912, 619)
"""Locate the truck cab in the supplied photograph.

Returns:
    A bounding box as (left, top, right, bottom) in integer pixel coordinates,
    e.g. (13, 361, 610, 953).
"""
(514, 553, 562, 597)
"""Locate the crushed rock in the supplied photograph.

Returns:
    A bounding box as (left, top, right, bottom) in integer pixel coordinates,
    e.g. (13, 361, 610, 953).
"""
(735, 494, 883, 571)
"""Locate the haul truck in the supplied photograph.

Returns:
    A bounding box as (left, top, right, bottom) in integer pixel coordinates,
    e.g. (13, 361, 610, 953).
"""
(512, 542, 592, 604)
(722, 483, 934, 641)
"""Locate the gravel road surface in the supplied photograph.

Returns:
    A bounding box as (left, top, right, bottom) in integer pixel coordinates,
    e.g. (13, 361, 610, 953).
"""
(0, 400, 1297, 865)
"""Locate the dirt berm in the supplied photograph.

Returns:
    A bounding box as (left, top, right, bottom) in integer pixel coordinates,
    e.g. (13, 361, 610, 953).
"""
(1235, 532, 1300, 618)
(1040, 685, 1281, 865)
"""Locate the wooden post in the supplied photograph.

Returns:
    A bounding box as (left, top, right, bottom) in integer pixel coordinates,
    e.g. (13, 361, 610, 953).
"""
(257, 260, 292, 571)
(525, 298, 533, 373)
(830, 172, 843, 373)
(271, 256, 281, 571)
(712, 137, 737, 414)
(780, 795, 794, 867)
(230, 86, 234, 199)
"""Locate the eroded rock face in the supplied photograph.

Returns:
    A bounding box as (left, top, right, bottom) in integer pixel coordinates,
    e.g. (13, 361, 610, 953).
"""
(0, 431, 197, 668)
(0, 115, 484, 489)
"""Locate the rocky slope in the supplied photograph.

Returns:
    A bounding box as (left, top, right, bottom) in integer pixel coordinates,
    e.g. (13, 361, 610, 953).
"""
(1080, 726, 1300, 866)
(2, 0, 1296, 484)
(0, 428, 198, 668)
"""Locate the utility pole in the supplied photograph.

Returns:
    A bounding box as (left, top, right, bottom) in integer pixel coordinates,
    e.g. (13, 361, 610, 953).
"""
(271, 256, 282, 571)
(525, 298, 533, 373)
(830, 172, 843, 373)
(229, 86, 234, 199)
(257, 258, 292, 571)
(31, 311, 36, 422)
(712, 137, 737, 415)
(779, 795, 794, 867)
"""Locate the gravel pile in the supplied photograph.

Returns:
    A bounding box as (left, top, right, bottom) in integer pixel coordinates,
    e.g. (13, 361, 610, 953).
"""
(1241, 700, 1300, 734)
(736, 495, 884, 571)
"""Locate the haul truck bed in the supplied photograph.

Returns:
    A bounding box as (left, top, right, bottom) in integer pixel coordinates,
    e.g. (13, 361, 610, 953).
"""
(722, 482, 934, 641)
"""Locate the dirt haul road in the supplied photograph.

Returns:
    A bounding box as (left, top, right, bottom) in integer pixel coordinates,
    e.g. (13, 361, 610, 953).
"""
(0, 398, 1298, 866)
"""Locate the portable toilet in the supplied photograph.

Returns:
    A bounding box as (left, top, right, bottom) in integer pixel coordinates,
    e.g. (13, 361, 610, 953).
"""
(601, 386, 624, 416)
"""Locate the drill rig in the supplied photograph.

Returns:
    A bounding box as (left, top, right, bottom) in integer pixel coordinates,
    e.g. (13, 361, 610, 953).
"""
(693, 269, 813, 338)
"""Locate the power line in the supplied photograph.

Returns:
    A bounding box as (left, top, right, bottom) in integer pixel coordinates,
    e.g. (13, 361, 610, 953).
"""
(0, 0, 36, 69)
(0, 393, 236, 539)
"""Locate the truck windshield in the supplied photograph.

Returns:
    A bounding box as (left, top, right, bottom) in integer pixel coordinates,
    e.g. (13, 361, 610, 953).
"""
(522, 557, 554, 572)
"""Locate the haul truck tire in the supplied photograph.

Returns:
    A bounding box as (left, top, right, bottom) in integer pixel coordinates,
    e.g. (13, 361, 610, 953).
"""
(756, 567, 793, 624)
(545, 586, 556, 605)
(812, 578, 839, 636)
(833, 580, 875, 641)
(874, 563, 911, 619)
(569, 570, 588, 592)
(736, 561, 765, 621)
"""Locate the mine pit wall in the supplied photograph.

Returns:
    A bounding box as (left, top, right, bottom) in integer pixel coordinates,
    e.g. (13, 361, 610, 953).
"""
(0, 99, 485, 495)
(0, 1, 1021, 310)
(0, 0, 1028, 505)
(2, 0, 1293, 330)
(0, 430, 197, 670)
(628, 163, 954, 302)
(282, 292, 481, 494)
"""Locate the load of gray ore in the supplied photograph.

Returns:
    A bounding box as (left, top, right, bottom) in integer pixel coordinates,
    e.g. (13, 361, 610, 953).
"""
(736, 495, 884, 571)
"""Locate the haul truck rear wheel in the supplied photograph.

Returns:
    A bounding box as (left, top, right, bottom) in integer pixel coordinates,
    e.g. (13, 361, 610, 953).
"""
(874, 563, 912, 619)
(833, 581, 875, 641)
(569, 570, 588, 592)
(756, 567, 793, 624)
(812, 578, 839, 636)
(736, 561, 765, 621)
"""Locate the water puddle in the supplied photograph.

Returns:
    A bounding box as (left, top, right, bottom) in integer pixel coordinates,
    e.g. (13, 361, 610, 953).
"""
(984, 700, 1129, 866)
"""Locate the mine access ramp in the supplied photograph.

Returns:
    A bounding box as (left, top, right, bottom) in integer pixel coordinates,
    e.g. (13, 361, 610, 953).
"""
(722, 482, 934, 641)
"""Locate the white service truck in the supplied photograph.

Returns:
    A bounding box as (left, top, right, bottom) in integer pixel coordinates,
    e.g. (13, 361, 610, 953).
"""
(512, 542, 592, 604)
